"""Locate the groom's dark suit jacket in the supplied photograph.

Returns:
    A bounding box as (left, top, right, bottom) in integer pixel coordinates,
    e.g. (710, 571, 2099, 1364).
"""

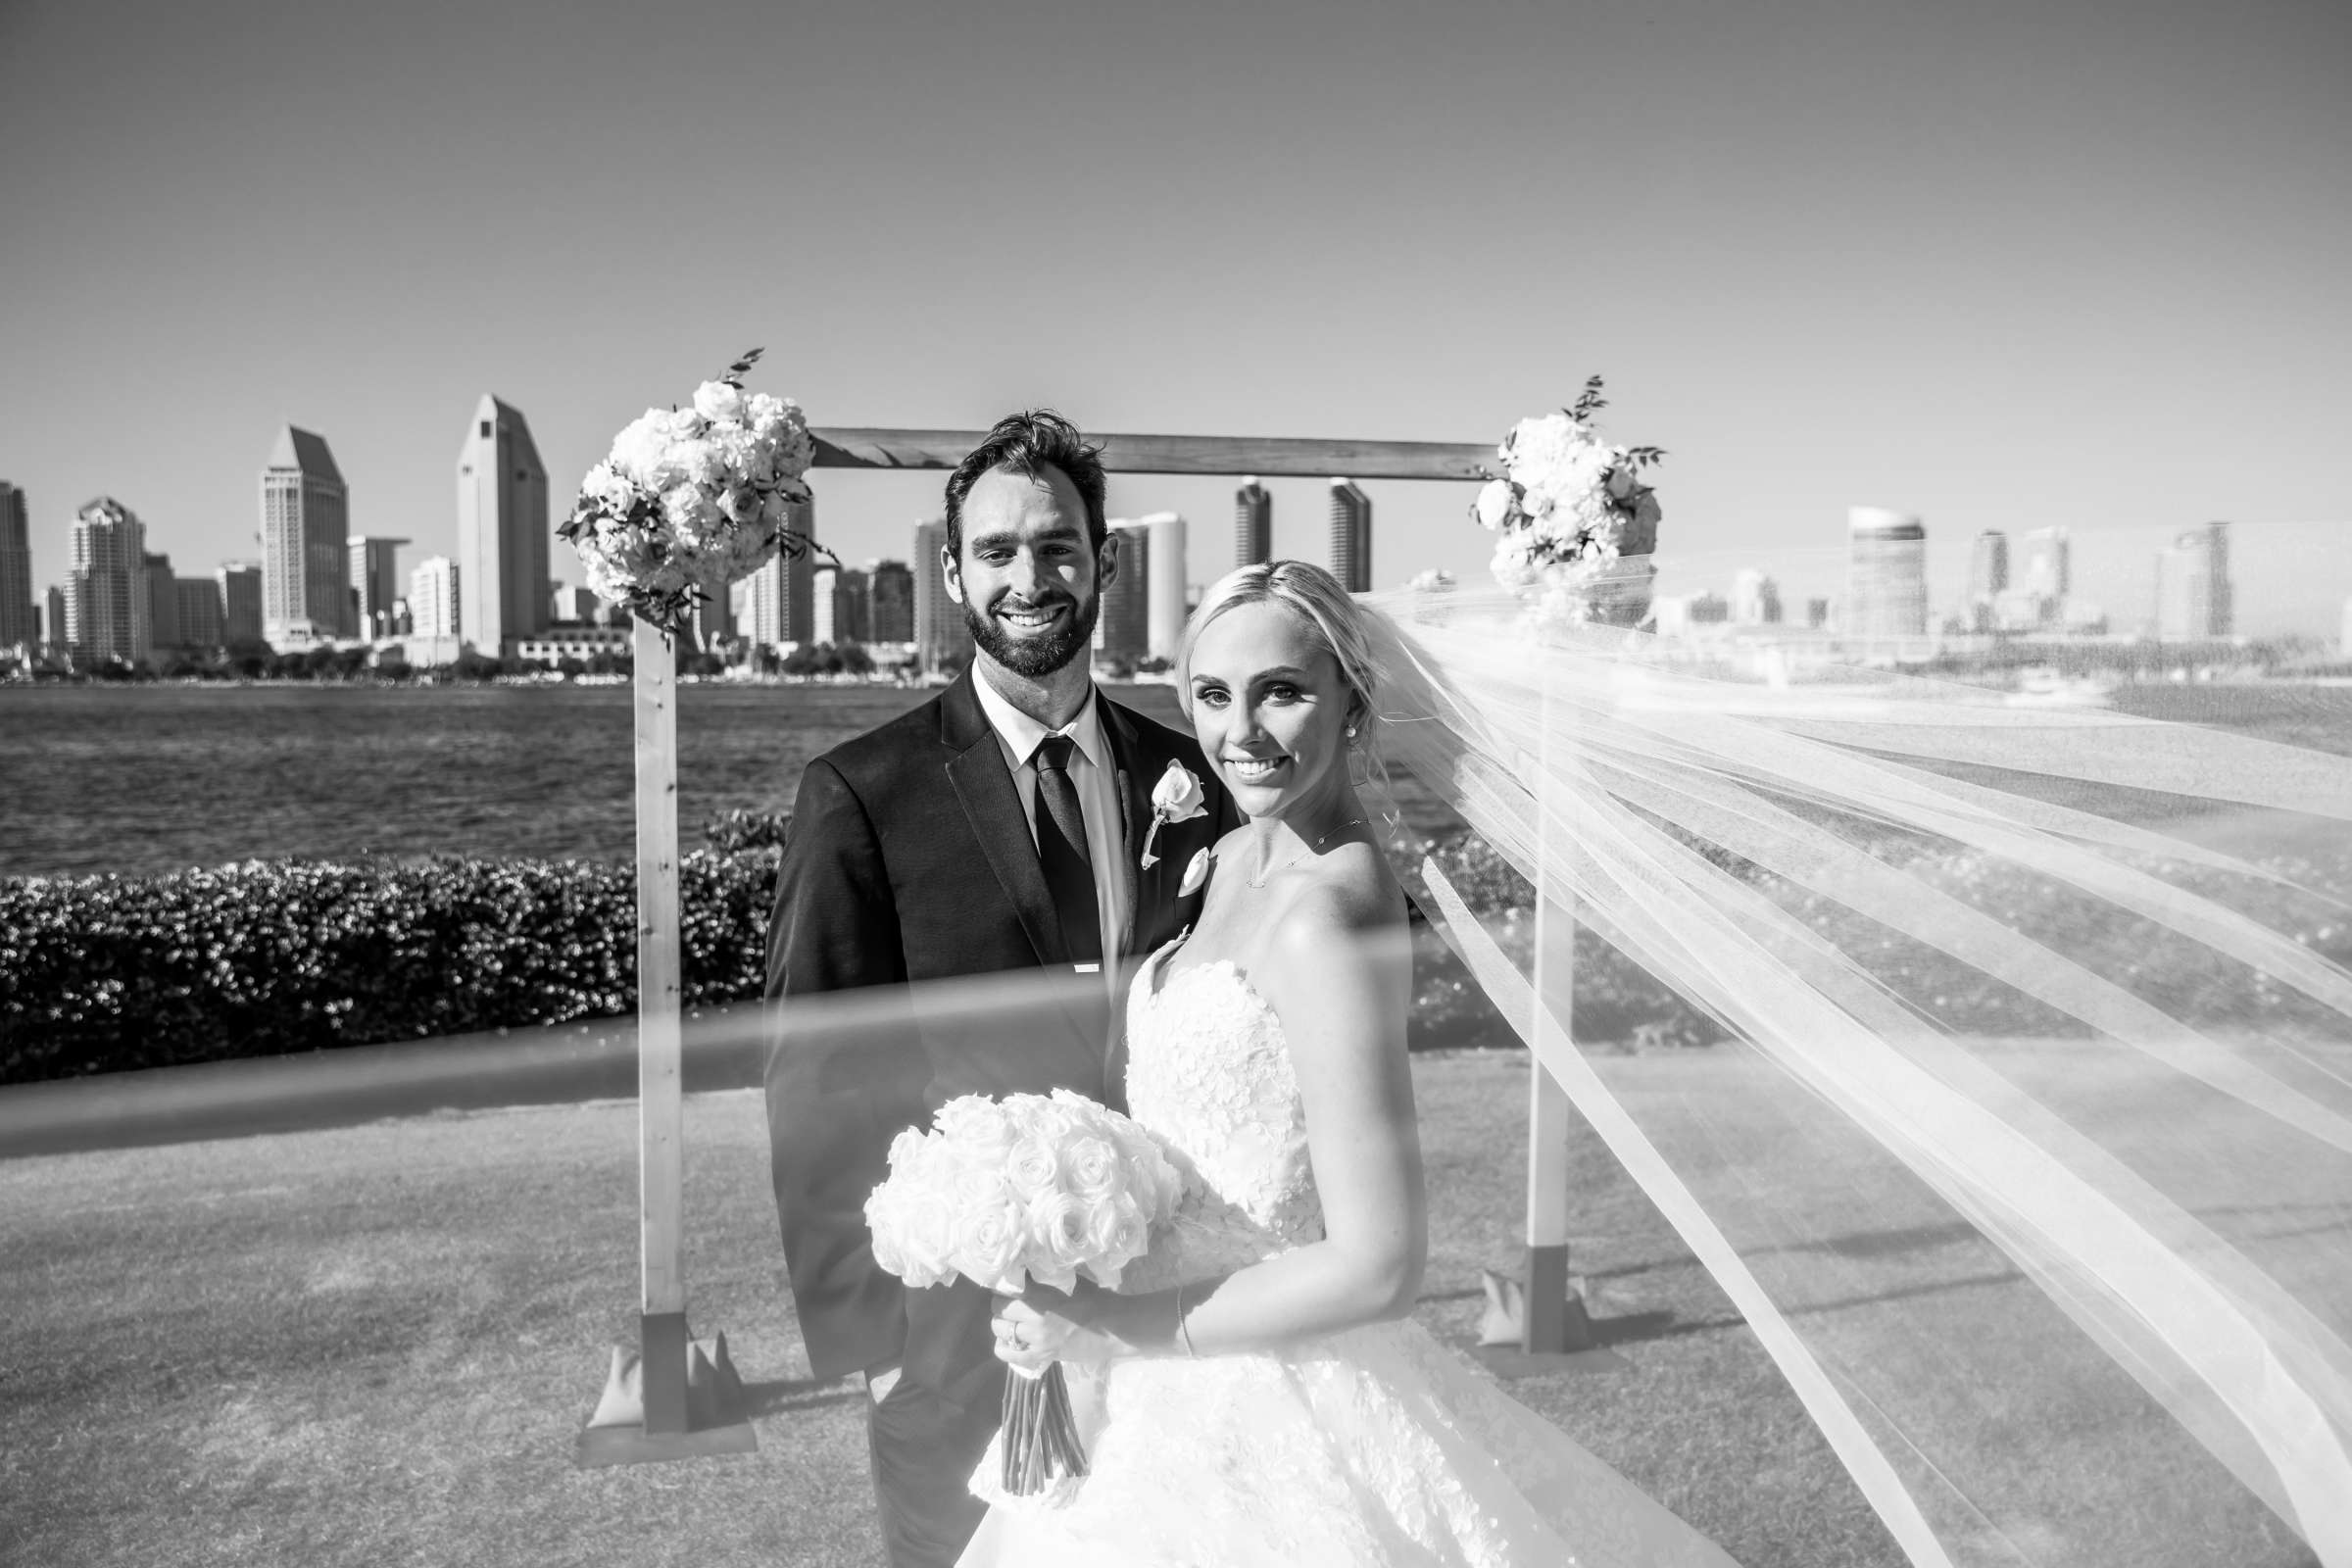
(763, 670, 1234, 1397)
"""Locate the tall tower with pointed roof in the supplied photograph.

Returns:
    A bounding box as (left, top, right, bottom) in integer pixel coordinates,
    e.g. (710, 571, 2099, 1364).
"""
(261, 426, 350, 646)
(456, 395, 550, 654)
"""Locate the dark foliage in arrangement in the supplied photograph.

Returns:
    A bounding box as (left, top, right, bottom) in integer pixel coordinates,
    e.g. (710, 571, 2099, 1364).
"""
(0, 855, 774, 1086)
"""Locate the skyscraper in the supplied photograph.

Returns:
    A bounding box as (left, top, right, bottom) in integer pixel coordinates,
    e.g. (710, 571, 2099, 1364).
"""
(913, 517, 973, 670)
(2017, 527, 2070, 601)
(456, 396, 550, 654)
(70, 497, 147, 666)
(410, 557, 461, 640)
(815, 565, 871, 645)
(1234, 477, 1272, 570)
(1099, 519, 1152, 663)
(1967, 530, 2008, 631)
(0, 482, 32, 649)
(349, 536, 410, 640)
(1730, 569, 1783, 626)
(2155, 521, 2233, 640)
(261, 426, 350, 646)
(143, 551, 181, 654)
(1844, 507, 1928, 643)
(45, 585, 68, 651)
(868, 559, 915, 643)
(217, 564, 264, 646)
(743, 498, 817, 651)
(175, 577, 225, 648)
(1328, 479, 1372, 594)
(1137, 512, 1189, 660)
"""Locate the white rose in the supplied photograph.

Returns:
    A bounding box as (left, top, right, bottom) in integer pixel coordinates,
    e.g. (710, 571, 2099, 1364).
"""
(1473, 478, 1516, 531)
(1151, 760, 1207, 823)
(662, 483, 721, 544)
(951, 1202, 1029, 1295)
(693, 379, 747, 424)
(1004, 1134, 1060, 1200)
(1062, 1135, 1121, 1204)
(1026, 1189, 1092, 1275)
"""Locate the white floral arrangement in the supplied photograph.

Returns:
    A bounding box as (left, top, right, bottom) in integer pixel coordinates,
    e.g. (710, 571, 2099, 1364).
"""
(1472, 376, 1663, 624)
(866, 1089, 1180, 1297)
(866, 1089, 1183, 1495)
(559, 348, 823, 632)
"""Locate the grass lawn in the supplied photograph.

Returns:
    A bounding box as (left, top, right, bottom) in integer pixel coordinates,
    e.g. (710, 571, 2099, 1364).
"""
(0, 1051, 2316, 1568)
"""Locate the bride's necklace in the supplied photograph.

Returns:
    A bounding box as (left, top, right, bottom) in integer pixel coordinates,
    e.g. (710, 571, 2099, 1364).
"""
(1245, 818, 1366, 888)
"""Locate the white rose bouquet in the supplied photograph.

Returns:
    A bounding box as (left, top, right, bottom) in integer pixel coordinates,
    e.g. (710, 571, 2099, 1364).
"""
(864, 1089, 1182, 1494)
(558, 348, 824, 633)
(1472, 376, 1663, 625)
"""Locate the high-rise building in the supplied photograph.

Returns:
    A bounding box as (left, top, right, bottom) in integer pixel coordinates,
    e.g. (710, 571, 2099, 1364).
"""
(2155, 521, 2233, 641)
(2204, 519, 2232, 637)
(814, 565, 871, 646)
(217, 564, 264, 646)
(410, 556, 461, 639)
(743, 498, 818, 651)
(1137, 512, 1189, 660)
(456, 395, 550, 654)
(868, 559, 915, 643)
(142, 552, 181, 654)
(551, 585, 601, 624)
(913, 517, 974, 670)
(1688, 593, 1731, 624)
(1844, 507, 1928, 642)
(1098, 519, 1152, 664)
(1328, 480, 1372, 594)
(1806, 598, 1833, 630)
(349, 536, 409, 640)
(0, 482, 31, 648)
(261, 426, 350, 646)
(1235, 477, 1272, 570)
(45, 585, 68, 650)
(2017, 527, 2070, 601)
(175, 577, 225, 648)
(1967, 530, 2008, 631)
(69, 497, 148, 666)
(1730, 569, 1783, 626)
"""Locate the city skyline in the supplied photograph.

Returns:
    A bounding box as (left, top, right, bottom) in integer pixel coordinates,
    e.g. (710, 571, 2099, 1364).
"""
(2, 0, 2344, 640)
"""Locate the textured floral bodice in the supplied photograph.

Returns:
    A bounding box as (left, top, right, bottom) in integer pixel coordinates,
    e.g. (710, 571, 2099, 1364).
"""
(1118, 946, 1325, 1293)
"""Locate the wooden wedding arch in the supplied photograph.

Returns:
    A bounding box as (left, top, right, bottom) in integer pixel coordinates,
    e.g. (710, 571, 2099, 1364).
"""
(581, 426, 1592, 1466)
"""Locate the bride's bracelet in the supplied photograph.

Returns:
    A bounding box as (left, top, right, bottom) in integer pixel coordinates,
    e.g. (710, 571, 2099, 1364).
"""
(1174, 1282, 1197, 1358)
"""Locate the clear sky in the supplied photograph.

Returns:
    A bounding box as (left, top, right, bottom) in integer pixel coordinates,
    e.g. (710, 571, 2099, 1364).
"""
(4, 0, 2346, 634)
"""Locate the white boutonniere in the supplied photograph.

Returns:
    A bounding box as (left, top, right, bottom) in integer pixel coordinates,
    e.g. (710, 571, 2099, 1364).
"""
(1139, 760, 1208, 868)
(1177, 848, 1212, 898)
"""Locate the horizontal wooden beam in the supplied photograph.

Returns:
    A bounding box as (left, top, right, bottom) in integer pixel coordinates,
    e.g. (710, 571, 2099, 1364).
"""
(808, 428, 1494, 482)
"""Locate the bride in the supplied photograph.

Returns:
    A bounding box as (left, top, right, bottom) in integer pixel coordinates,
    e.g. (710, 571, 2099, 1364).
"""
(966, 560, 1741, 1566)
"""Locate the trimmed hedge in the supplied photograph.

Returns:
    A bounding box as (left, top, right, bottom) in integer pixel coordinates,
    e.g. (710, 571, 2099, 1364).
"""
(5, 827, 2341, 1087)
(0, 854, 775, 1085)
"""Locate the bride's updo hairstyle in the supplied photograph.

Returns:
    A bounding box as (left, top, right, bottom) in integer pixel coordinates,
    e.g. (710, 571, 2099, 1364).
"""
(1176, 561, 1384, 768)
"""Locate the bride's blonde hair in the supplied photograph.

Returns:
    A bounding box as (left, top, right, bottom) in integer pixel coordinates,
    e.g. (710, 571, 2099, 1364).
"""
(1175, 562, 1382, 762)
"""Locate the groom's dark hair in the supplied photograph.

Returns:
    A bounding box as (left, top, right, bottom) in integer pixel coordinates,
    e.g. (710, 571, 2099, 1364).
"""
(942, 410, 1109, 555)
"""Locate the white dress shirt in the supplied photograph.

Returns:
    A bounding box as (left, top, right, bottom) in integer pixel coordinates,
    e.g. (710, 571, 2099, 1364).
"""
(970, 670, 1129, 968)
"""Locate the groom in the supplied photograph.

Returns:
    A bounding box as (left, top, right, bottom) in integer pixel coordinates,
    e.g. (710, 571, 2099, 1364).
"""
(762, 410, 1236, 1568)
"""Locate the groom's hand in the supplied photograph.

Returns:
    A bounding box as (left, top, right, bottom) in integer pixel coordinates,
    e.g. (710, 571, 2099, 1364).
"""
(863, 1360, 902, 1403)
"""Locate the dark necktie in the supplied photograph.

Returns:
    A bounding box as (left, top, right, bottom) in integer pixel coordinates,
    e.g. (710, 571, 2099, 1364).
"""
(1031, 734, 1102, 967)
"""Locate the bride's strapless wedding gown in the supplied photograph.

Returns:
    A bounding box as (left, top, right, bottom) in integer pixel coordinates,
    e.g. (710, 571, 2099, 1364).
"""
(957, 944, 1743, 1567)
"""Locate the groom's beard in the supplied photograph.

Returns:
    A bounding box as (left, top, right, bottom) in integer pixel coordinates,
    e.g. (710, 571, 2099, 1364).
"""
(963, 589, 1102, 679)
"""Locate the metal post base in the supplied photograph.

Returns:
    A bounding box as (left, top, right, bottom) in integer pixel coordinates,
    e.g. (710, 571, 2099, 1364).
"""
(575, 1318, 760, 1468)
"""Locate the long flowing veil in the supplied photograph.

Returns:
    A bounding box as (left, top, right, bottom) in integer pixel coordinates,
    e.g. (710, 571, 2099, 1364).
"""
(1355, 574, 2352, 1568)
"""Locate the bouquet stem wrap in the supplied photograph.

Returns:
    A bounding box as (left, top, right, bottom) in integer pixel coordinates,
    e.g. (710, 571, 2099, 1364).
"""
(1000, 1362, 1087, 1495)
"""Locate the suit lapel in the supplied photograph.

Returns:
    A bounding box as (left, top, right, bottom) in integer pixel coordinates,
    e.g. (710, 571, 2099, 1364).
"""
(939, 673, 1066, 968)
(1098, 696, 1156, 957)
